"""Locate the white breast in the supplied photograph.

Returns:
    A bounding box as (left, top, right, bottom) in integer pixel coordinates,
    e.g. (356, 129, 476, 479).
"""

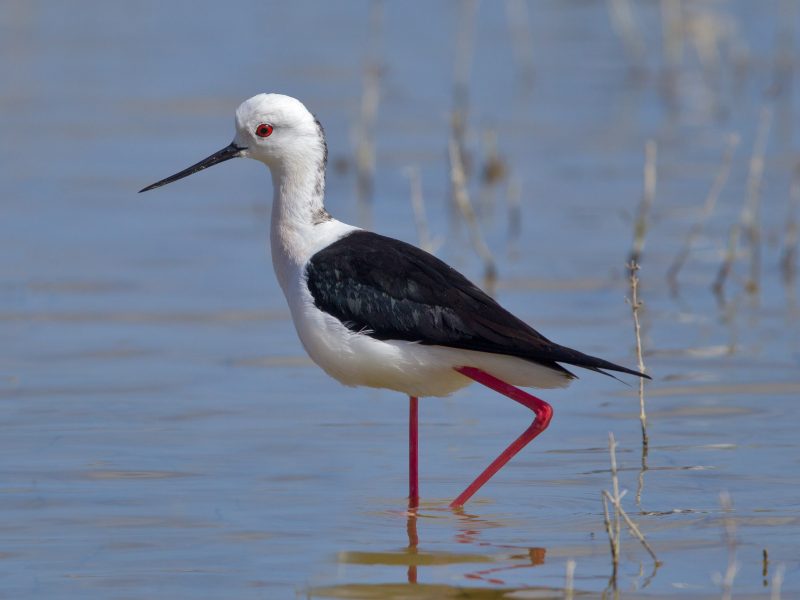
(283, 272, 569, 397)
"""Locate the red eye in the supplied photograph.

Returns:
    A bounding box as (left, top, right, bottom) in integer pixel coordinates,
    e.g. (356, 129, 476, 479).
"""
(255, 123, 273, 138)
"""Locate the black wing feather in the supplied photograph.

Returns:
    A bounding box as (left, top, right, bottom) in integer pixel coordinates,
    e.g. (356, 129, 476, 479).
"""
(306, 231, 648, 380)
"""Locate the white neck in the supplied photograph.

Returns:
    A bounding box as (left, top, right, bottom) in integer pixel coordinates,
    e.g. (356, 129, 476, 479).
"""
(268, 153, 333, 293)
(271, 153, 327, 224)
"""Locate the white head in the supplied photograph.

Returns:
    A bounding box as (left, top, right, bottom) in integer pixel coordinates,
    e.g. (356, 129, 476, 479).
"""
(234, 94, 326, 168)
(140, 93, 327, 193)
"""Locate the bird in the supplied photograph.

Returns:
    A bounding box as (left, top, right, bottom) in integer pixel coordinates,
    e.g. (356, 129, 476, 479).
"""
(140, 93, 649, 508)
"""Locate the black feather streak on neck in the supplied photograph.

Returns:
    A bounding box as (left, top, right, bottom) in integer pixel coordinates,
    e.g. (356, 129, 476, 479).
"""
(310, 117, 331, 225)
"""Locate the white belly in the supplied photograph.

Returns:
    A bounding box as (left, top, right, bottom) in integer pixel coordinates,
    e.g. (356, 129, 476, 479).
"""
(287, 280, 572, 398)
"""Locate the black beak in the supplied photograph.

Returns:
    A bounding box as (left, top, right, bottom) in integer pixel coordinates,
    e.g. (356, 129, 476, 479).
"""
(139, 142, 246, 193)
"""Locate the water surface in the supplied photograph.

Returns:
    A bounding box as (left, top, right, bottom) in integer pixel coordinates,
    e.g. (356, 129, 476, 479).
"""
(1, 1, 798, 598)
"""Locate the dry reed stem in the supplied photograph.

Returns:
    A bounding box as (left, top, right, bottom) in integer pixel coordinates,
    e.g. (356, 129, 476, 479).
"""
(685, 7, 731, 118)
(718, 491, 739, 600)
(453, 0, 476, 101)
(505, 0, 535, 90)
(659, 0, 683, 107)
(742, 107, 773, 294)
(772, 0, 795, 146)
(627, 262, 649, 452)
(603, 433, 659, 573)
(565, 559, 576, 600)
(609, 433, 621, 535)
(506, 176, 522, 259)
(604, 433, 622, 574)
(477, 129, 506, 218)
(660, 0, 683, 67)
(714, 107, 772, 298)
(713, 224, 740, 300)
(630, 264, 649, 508)
(636, 453, 647, 508)
(607, 0, 646, 74)
(772, 563, 786, 600)
(780, 163, 800, 284)
(602, 491, 659, 563)
(667, 133, 740, 292)
(629, 141, 658, 268)
(404, 166, 440, 255)
(354, 0, 383, 226)
(451, 0, 477, 179)
(449, 138, 498, 291)
(601, 491, 618, 587)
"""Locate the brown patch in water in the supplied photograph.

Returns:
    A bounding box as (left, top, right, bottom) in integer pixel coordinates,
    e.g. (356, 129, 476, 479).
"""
(632, 382, 800, 398)
(85, 470, 196, 480)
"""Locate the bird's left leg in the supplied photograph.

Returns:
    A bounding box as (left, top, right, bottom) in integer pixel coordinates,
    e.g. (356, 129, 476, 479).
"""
(408, 396, 419, 508)
(450, 366, 553, 507)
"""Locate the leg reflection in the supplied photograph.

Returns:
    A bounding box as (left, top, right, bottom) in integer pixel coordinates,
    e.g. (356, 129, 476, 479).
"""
(406, 509, 419, 584)
(452, 506, 547, 585)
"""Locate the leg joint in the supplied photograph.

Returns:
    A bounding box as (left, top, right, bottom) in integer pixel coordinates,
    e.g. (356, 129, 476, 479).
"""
(535, 402, 554, 430)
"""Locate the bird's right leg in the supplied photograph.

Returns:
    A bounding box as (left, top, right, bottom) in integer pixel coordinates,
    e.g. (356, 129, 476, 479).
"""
(450, 367, 553, 507)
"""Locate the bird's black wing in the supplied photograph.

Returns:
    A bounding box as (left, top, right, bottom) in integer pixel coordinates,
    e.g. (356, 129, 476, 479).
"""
(306, 231, 647, 379)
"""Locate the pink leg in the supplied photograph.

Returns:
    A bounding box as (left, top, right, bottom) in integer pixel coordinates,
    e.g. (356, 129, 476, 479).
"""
(450, 366, 554, 507)
(409, 396, 419, 508)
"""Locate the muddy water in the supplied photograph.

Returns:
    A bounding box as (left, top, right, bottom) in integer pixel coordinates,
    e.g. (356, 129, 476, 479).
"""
(1, 1, 798, 598)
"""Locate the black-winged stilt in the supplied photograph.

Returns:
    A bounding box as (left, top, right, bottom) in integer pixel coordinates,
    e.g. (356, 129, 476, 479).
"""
(140, 94, 649, 508)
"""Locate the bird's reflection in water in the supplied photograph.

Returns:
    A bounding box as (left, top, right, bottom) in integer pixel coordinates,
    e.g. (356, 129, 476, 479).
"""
(451, 506, 547, 585)
(402, 505, 547, 586)
(325, 504, 553, 598)
(463, 546, 546, 585)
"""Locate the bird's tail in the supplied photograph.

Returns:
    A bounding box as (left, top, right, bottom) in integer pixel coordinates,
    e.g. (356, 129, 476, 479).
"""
(551, 345, 651, 381)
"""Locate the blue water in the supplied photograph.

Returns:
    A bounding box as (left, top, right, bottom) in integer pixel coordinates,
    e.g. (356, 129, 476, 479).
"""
(1, 1, 799, 598)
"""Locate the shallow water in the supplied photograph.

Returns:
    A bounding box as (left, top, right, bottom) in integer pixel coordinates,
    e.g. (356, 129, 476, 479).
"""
(1, 1, 799, 598)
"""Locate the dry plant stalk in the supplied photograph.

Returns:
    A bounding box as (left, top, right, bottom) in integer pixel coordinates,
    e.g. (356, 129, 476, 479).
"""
(602, 433, 659, 574)
(609, 433, 622, 563)
(659, 0, 683, 108)
(772, 0, 795, 148)
(636, 455, 647, 508)
(404, 166, 440, 254)
(449, 138, 498, 291)
(506, 176, 522, 259)
(742, 107, 773, 294)
(354, 0, 383, 226)
(714, 107, 773, 298)
(355, 69, 379, 206)
(629, 141, 658, 268)
(601, 492, 620, 596)
(607, 0, 646, 74)
(660, 0, 683, 68)
(601, 490, 618, 571)
(477, 129, 506, 219)
(686, 8, 727, 117)
(772, 563, 786, 600)
(718, 491, 740, 600)
(602, 491, 658, 563)
(505, 0, 535, 90)
(667, 133, 740, 292)
(602, 433, 621, 587)
(780, 163, 800, 284)
(628, 262, 649, 451)
(565, 559, 576, 600)
(451, 0, 477, 179)
(713, 224, 740, 300)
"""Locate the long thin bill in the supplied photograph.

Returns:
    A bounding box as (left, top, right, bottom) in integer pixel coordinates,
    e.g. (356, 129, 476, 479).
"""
(139, 142, 245, 193)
